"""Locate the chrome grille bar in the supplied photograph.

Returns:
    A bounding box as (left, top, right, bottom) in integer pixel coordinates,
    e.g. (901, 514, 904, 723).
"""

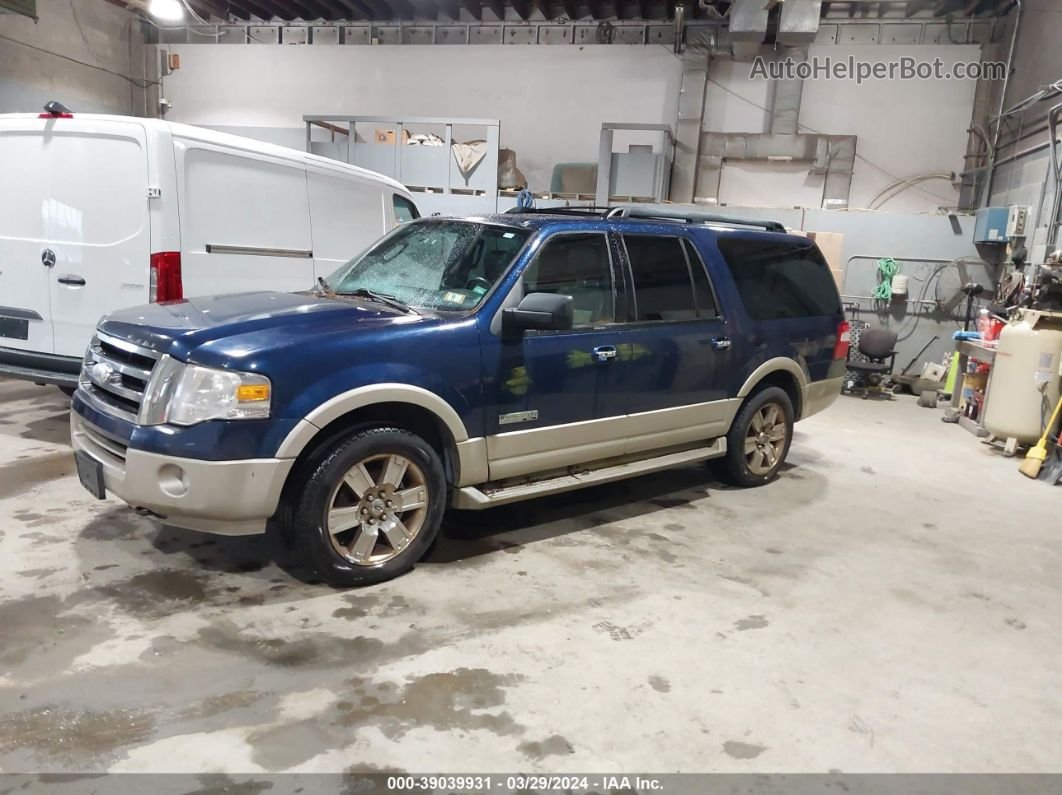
(96, 330, 162, 360)
(80, 331, 163, 422)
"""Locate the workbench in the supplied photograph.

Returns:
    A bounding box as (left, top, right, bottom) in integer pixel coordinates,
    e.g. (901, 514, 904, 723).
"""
(942, 339, 999, 442)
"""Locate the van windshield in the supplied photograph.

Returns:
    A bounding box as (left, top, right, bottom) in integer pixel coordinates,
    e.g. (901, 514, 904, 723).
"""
(325, 220, 528, 312)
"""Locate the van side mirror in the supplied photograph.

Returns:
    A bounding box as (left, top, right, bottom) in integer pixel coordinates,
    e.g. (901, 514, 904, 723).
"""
(502, 292, 574, 335)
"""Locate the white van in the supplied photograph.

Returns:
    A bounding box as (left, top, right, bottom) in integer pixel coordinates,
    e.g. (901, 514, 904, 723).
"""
(0, 111, 419, 389)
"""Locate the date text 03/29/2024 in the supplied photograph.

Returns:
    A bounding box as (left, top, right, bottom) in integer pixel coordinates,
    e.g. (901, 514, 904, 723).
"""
(387, 776, 665, 791)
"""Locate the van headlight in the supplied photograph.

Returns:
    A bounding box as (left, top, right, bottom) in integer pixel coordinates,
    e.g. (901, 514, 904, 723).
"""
(139, 356, 271, 426)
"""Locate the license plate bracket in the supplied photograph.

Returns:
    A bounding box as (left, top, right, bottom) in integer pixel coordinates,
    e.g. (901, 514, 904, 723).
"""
(75, 451, 106, 500)
(0, 317, 29, 341)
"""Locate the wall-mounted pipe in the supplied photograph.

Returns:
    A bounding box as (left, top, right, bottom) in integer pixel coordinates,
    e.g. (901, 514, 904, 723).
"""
(674, 3, 685, 54)
(694, 132, 856, 208)
(982, 0, 1023, 207)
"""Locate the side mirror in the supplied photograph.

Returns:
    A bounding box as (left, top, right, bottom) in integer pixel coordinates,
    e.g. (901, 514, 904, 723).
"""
(502, 292, 574, 335)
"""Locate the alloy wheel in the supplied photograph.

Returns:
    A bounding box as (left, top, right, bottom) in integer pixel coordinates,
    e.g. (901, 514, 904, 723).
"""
(326, 453, 429, 566)
(743, 402, 788, 476)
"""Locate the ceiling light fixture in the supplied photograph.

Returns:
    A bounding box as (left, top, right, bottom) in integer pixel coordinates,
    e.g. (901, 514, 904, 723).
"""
(148, 0, 185, 22)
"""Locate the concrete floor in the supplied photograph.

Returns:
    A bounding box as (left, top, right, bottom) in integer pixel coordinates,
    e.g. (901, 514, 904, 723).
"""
(0, 376, 1059, 774)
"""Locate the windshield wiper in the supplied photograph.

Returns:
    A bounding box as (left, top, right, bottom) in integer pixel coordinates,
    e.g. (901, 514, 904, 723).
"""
(315, 276, 333, 296)
(342, 287, 418, 315)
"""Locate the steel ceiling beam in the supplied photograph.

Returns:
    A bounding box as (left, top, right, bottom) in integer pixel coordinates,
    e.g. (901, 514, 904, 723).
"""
(439, 0, 462, 19)
(129, 0, 1016, 23)
(237, 0, 294, 19)
(331, 0, 366, 18)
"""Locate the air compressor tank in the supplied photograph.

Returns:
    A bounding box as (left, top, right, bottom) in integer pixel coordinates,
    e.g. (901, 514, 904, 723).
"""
(982, 310, 1062, 443)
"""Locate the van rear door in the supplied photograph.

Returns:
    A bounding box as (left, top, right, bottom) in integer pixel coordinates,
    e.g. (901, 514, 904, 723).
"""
(0, 117, 152, 359)
(0, 121, 54, 356)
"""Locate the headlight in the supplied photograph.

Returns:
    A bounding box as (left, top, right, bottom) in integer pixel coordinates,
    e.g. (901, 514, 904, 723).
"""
(139, 356, 271, 426)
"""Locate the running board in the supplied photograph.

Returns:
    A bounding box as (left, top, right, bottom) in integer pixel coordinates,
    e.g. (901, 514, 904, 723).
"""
(452, 438, 727, 510)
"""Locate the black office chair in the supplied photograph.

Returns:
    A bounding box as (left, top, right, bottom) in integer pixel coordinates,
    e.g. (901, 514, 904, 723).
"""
(843, 328, 898, 399)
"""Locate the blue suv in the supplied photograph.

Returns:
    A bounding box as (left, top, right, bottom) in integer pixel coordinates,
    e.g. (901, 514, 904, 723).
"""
(70, 207, 849, 587)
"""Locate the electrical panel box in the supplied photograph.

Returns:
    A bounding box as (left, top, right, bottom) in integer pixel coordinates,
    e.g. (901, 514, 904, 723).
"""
(1007, 205, 1030, 238)
(973, 206, 1010, 244)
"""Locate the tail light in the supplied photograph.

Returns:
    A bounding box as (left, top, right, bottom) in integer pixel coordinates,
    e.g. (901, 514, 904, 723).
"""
(833, 320, 851, 360)
(38, 112, 74, 119)
(150, 251, 183, 302)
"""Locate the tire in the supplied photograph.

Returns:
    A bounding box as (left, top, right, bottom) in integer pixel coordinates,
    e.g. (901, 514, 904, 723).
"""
(290, 426, 446, 588)
(718, 386, 794, 487)
(59, 386, 76, 398)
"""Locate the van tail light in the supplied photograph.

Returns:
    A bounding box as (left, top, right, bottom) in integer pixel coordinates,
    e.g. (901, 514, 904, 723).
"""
(149, 252, 183, 302)
(38, 112, 74, 119)
(833, 320, 851, 360)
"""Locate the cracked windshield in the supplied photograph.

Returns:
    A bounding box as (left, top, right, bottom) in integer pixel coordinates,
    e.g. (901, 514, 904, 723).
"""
(326, 220, 528, 311)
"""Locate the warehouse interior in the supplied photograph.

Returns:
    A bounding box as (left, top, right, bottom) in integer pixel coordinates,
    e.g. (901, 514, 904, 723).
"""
(1, 0, 1061, 783)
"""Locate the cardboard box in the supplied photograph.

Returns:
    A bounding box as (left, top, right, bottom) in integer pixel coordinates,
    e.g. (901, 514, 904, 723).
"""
(921, 362, 947, 382)
(962, 371, 989, 392)
(806, 231, 845, 272)
(787, 229, 846, 288)
(374, 129, 411, 145)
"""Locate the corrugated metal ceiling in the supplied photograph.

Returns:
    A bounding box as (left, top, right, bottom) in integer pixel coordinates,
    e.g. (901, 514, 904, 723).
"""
(129, 0, 1016, 23)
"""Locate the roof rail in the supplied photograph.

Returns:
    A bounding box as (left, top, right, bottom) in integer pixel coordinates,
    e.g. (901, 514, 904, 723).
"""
(503, 206, 613, 217)
(605, 206, 787, 233)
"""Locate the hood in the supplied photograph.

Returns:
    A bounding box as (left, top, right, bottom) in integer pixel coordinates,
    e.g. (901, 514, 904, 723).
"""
(97, 291, 429, 362)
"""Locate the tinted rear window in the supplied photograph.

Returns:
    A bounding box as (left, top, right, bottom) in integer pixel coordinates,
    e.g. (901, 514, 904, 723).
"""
(716, 237, 841, 320)
(624, 235, 697, 322)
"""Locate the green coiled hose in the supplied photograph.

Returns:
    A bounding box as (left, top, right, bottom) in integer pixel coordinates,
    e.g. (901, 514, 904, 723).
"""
(873, 257, 901, 301)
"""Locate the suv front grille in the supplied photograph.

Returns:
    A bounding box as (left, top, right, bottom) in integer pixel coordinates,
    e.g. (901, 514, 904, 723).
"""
(80, 331, 161, 422)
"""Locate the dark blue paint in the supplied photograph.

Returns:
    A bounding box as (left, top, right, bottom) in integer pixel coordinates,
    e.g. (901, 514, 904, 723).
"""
(74, 215, 842, 462)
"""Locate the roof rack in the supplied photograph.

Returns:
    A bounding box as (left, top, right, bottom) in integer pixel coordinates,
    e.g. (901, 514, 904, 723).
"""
(503, 206, 613, 217)
(605, 206, 787, 233)
(502, 204, 788, 233)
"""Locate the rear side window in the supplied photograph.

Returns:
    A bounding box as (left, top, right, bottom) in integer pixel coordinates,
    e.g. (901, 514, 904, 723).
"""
(716, 237, 841, 320)
(623, 235, 717, 322)
(393, 194, 419, 223)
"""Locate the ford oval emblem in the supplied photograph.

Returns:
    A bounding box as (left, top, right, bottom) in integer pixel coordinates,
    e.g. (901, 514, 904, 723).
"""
(91, 361, 121, 385)
(41, 249, 56, 268)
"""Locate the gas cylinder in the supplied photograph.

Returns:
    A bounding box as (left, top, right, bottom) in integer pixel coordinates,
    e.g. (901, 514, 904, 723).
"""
(982, 310, 1062, 443)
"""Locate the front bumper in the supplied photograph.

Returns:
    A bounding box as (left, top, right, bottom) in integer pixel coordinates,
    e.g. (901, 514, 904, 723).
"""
(0, 346, 80, 388)
(71, 412, 294, 536)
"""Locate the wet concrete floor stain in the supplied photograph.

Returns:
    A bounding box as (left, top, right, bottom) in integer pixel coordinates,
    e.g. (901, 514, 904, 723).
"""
(0, 595, 100, 673)
(334, 668, 524, 741)
(0, 706, 155, 763)
(0, 453, 75, 500)
(517, 734, 575, 759)
(723, 740, 766, 759)
(733, 615, 769, 631)
(648, 675, 671, 693)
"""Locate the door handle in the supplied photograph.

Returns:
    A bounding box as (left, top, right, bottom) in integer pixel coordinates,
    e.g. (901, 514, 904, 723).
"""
(57, 274, 86, 287)
(710, 336, 732, 351)
(592, 345, 618, 363)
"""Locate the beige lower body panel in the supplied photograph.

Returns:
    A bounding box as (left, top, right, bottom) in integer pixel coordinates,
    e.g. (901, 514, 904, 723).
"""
(464, 398, 737, 507)
(801, 377, 844, 419)
(624, 399, 740, 455)
(486, 415, 628, 481)
(454, 438, 728, 509)
(72, 413, 292, 536)
(486, 399, 737, 481)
